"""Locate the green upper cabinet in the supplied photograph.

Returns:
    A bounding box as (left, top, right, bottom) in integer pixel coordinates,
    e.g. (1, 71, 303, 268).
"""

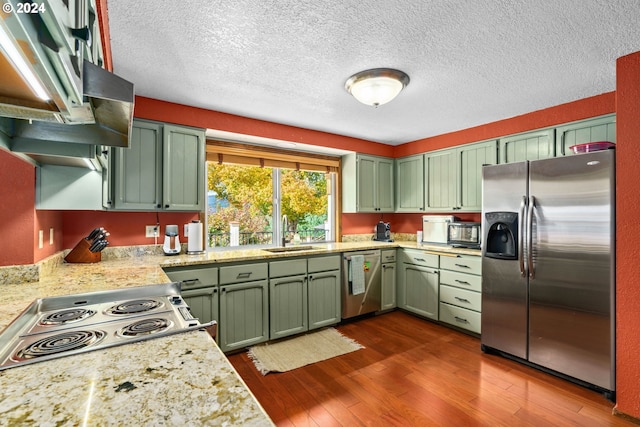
(459, 140, 498, 211)
(424, 140, 497, 212)
(395, 154, 424, 212)
(425, 149, 458, 211)
(110, 119, 205, 211)
(555, 114, 616, 157)
(342, 153, 394, 213)
(499, 129, 554, 163)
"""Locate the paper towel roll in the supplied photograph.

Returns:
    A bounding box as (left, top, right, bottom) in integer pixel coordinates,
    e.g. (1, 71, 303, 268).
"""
(187, 220, 204, 254)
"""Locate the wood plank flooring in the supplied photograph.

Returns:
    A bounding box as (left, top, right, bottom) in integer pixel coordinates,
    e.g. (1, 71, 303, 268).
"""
(227, 311, 637, 427)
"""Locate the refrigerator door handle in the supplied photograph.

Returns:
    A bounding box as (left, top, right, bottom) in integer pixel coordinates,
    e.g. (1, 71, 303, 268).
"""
(519, 196, 527, 277)
(527, 195, 536, 279)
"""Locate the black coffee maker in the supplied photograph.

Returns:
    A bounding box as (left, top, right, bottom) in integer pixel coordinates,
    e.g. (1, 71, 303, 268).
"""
(374, 221, 392, 242)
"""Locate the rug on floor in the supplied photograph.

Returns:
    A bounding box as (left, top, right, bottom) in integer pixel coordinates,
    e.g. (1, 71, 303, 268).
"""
(247, 328, 364, 375)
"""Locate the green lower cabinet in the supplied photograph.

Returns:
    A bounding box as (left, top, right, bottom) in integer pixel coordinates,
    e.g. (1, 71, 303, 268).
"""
(269, 275, 308, 339)
(219, 280, 269, 352)
(398, 263, 439, 320)
(308, 270, 341, 330)
(181, 287, 219, 326)
(381, 263, 397, 311)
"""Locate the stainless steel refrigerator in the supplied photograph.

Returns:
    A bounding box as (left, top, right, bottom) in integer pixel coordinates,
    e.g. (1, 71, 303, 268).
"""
(481, 149, 615, 396)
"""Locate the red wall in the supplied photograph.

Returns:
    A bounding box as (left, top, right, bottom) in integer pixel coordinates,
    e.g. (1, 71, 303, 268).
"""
(614, 51, 640, 418)
(0, 149, 35, 265)
(61, 211, 198, 249)
(395, 92, 616, 157)
(34, 210, 64, 261)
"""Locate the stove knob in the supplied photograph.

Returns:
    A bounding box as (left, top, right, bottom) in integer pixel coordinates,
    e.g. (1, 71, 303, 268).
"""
(170, 296, 182, 305)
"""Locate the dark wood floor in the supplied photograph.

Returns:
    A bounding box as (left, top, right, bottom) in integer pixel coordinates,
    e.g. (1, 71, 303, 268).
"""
(228, 311, 637, 427)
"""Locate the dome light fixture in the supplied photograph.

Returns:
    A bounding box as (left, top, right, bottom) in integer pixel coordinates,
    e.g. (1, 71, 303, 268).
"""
(345, 68, 410, 107)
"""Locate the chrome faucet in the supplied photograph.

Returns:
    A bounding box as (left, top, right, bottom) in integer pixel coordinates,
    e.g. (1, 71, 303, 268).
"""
(281, 214, 288, 247)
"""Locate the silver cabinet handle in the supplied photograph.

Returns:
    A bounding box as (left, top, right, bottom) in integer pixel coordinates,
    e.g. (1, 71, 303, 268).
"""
(454, 316, 469, 324)
(454, 297, 470, 303)
(415, 258, 426, 262)
(454, 279, 470, 285)
(236, 272, 252, 279)
(454, 263, 470, 269)
(519, 196, 527, 277)
(181, 279, 199, 284)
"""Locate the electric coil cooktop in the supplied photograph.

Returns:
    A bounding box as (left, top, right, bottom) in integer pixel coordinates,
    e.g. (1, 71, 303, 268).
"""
(0, 283, 216, 370)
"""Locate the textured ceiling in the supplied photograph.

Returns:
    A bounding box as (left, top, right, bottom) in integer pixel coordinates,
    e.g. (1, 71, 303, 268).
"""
(107, 0, 640, 146)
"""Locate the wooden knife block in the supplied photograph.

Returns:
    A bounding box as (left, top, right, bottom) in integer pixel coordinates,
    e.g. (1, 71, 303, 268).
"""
(65, 239, 101, 263)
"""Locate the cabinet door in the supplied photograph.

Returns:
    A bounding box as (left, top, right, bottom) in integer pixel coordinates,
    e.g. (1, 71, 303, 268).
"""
(499, 129, 554, 163)
(113, 120, 162, 210)
(162, 124, 205, 211)
(308, 270, 341, 330)
(219, 280, 269, 352)
(458, 140, 498, 212)
(396, 155, 424, 212)
(398, 263, 439, 320)
(357, 155, 377, 212)
(555, 115, 616, 157)
(181, 287, 219, 325)
(376, 157, 395, 212)
(425, 149, 458, 211)
(381, 263, 397, 310)
(269, 275, 308, 339)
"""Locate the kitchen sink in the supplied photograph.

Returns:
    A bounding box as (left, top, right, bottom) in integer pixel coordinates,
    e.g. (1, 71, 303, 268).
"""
(263, 245, 320, 253)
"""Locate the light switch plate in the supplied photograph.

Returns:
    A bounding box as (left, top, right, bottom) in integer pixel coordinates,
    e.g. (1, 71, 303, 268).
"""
(38, 230, 44, 249)
(49, 228, 54, 245)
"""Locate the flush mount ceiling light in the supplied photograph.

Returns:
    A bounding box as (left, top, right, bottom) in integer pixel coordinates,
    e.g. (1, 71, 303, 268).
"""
(345, 68, 410, 107)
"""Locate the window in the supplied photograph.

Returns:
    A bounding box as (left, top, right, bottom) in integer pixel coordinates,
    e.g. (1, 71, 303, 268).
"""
(205, 141, 338, 249)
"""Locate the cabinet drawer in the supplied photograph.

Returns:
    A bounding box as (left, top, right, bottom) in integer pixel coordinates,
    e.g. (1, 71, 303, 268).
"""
(440, 254, 481, 275)
(400, 249, 439, 268)
(308, 255, 341, 273)
(439, 270, 481, 292)
(219, 263, 268, 284)
(439, 284, 481, 312)
(439, 302, 481, 334)
(381, 249, 396, 263)
(164, 266, 218, 290)
(269, 259, 307, 278)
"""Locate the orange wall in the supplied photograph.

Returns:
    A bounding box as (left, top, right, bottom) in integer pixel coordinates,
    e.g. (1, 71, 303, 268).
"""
(395, 92, 616, 157)
(61, 211, 198, 249)
(614, 51, 640, 418)
(134, 96, 395, 158)
(0, 149, 35, 265)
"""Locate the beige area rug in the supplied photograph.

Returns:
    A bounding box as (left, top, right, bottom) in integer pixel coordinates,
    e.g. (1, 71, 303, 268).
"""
(247, 328, 364, 375)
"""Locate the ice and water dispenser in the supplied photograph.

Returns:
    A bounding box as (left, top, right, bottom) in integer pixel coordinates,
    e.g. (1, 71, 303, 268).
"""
(484, 212, 518, 259)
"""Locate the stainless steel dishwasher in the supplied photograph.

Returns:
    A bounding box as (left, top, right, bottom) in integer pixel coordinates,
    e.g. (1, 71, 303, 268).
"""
(342, 250, 381, 319)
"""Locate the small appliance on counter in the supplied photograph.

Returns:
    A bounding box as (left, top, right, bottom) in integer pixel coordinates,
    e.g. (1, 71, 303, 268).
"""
(373, 221, 393, 242)
(422, 215, 457, 244)
(447, 222, 481, 249)
(186, 220, 205, 255)
(163, 225, 181, 255)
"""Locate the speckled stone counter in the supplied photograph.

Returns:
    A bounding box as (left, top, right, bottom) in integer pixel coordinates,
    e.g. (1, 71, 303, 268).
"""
(0, 240, 479, 425)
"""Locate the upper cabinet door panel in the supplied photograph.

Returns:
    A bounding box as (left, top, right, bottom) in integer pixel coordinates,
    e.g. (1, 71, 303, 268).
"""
(555, 114, 615, 157)
(376, 157, 395, 212)
(162, 124, 205, 211)
(395, 155, 424, 212)
(425, 149, 458, 211)
(113, 120, 162, 210)
(459, 140, 498, 211)
(356, 155, 377, 212)
(499, 129, 554, 163)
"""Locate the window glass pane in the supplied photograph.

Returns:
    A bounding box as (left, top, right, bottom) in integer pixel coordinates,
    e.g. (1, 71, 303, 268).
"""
(281, 169, 329, 244)
(207, 163, 273, 248)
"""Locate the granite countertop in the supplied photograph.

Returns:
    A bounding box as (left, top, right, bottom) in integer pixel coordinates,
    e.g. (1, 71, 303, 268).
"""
(0, 240, 480, 425)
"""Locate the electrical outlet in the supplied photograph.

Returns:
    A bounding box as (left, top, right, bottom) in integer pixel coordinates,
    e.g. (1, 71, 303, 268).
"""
(49, 228, 54, 245)
(145, 225, 159, 238)
(38, 230, 44, 249)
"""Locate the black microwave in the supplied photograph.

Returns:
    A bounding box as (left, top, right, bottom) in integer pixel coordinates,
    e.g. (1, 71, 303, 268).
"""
(447, 222, 481, 249)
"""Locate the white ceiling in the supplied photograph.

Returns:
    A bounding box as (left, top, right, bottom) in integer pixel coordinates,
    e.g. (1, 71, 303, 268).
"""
(107, 0, 640, 147)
